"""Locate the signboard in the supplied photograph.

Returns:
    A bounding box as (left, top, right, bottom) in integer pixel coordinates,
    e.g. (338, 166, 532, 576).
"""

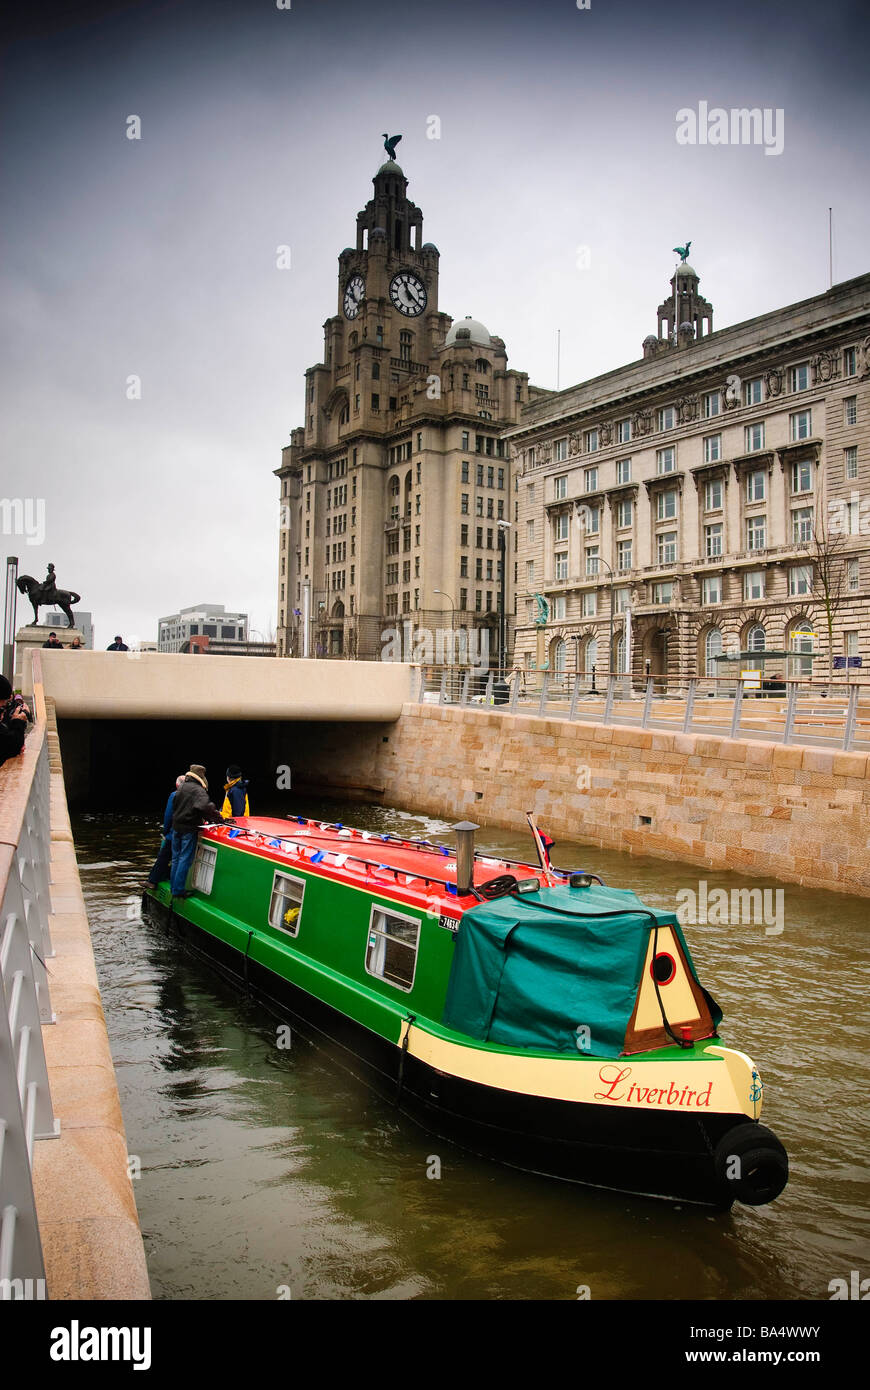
(740, 668, 762, 689)
(833, 656, 863, 669)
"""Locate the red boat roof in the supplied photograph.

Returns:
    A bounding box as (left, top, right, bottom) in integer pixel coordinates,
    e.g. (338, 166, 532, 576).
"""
(200, 815, 547, 917)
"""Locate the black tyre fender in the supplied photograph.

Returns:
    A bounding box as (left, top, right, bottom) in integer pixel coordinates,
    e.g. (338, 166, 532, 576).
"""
(713, 1122, 788, 1206)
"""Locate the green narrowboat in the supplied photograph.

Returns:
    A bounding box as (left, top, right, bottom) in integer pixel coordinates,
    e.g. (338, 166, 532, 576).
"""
(142, 814, 788, 1208)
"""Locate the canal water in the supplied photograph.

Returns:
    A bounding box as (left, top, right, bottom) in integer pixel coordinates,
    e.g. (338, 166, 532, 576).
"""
(72, 799, 869, 1301)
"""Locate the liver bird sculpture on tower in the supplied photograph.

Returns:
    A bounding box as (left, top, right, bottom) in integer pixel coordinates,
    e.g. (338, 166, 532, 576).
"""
(382, 132, 402, 160)
(673, 241, 692, 262)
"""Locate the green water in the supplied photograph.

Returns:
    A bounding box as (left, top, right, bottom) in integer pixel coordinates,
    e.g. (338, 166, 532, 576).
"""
(72, 798, 870, 1301)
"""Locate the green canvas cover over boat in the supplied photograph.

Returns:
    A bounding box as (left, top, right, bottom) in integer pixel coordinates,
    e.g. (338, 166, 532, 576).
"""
(442, 884, 722, 1057)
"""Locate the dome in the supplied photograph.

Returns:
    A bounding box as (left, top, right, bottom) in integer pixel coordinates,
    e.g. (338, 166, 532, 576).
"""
(444, 315, 492, 347)
(421, 242, 439, 254)
(376, 159, 404, 176)
(642, 334, 658, 346)
(675, 262, 699, 279)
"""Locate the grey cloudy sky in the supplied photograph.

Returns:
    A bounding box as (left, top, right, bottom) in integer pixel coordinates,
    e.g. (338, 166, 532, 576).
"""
(1, 0, 868, 646)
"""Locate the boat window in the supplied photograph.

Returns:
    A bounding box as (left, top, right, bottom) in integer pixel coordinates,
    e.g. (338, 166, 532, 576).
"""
(269, 871, 305, 937)
(365, 906, 419, 992)
(192, 844, 217, 894)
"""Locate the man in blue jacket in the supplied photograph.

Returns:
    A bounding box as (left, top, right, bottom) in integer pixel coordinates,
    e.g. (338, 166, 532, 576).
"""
(170, 765, 222, 898)
(145, 774, 185, 887)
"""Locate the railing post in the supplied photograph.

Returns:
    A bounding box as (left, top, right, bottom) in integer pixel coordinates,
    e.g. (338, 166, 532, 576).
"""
(603, 675, 615, 724)
(484, 671, 494, 705)
(538, 673, 550, 717)
(416, 668, 426, 702)
(568, 674, 581, 721)
(730, 680, 745, 740)
(641, 676, 654, 728)
(438, 670, 447, 705)
(509, 675, 520, 714)
(682, 678, 697, 733)
(843, 684, 859, 751)
(783, 682, 797, 744)
(460, 670, 470, 706)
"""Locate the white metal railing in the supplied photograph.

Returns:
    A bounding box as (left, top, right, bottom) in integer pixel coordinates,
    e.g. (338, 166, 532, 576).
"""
(414, 666, 870, 751)
(1, 673, 59, 1296)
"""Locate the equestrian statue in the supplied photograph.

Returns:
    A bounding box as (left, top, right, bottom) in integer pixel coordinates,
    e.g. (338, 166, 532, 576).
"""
(17, 563, 81, 628)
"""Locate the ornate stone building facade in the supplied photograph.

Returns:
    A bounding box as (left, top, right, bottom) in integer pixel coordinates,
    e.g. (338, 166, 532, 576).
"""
(508, 267, 870, 685)
(276, 158, 544, 662)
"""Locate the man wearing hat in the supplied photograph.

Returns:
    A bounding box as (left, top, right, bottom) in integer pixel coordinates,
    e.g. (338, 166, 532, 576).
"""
(0, 675, 30, 767)
(170, 765, 223, 898)
(222, 765, 250, 818)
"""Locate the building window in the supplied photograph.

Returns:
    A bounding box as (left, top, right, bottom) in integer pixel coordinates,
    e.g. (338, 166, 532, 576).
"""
(554, 438, 568, 462)
(745, 469, 766, 502)
(747, 623, 767, 654)
(845, 447, 858, 480)
(652, 581, 673, 604)
(791, 460, 813, 493)
(554, 475, 567, 499)
(552, 595, 566, 621)
(616, 458, 631, 485)
(845, 396, 858, 426)
(702, 575, 721, 605)
(615, 498, 632, 528)
(704, 627, 723, 675)
(554, 514, 569, 542)
(192, 844, 217, 895)
(615, 587, 630, 612)
(617, 539, 632, 571)
(657, 405, 675, 431)
(705, 478, 722, 510)
(582, 590, 597, 617)
(584, 467, 598, 493)
(703, 391, 721, 419)
(847, 558, 859, 592)
(461, 461, 469, 483)
(656, 489, 677, 520)
(555, 551, 569, 580)
(704, 434, 722, 463)
(584, 637, 598, 676)
(843, 347, 857, 377)
(657, 531, 677, 565)
(585, 546, 599, 577)
(743, 571, 765, 601)
(526, 519, 535, 544)
(656, 447, 675, 474)
(790, 410, 812, 441)
(704, 523, 723, 558)
(746, 516, 766, 550)
(584, 428, 598, 453)
(487, 466, 494, 488)
(497, 468, 504, 489)
(526, 560, 535, 585)
(789, 362, 809, 393)
(743, 377, 763, 406)
(526, 482, 536, 503)
(744, 422, 765, 452)
(616, 419, 632, 444)
(269, 872, 305, 937)
(791, 507, 813, 544)
(789, 565, 812, 596)
(365, 905, 419, 991)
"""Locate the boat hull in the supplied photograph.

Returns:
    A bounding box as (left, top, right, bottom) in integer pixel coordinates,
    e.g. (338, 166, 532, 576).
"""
(143, 892, 783, 1208)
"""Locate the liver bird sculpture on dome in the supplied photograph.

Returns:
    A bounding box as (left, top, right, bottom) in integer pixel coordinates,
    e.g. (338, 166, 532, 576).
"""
(382, 133, 402, 160)
(673, 241, 692, 262)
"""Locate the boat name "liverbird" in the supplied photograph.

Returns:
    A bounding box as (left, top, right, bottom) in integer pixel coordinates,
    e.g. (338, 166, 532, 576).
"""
(594, 1065, 713, 1108)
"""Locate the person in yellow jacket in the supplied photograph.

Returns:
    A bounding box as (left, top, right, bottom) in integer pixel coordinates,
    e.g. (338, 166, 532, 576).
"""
(222, 765, 250, 818)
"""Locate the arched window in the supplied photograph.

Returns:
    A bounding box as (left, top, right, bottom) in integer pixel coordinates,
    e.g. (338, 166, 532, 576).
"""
(704, 627, 723, 677)
(399, 330, 413, 363)
(616, 632, 626, 676)
(747, 624, 766, 652)
(475, 358, 490, 374)
(788, 620, 814, 680)
(550, 638, 566, 678)
(584, 636, 598, 676)
(389, 475, 400, 496)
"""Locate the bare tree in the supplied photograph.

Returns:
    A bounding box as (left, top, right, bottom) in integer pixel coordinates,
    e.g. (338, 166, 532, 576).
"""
(798, 497, 850, 683)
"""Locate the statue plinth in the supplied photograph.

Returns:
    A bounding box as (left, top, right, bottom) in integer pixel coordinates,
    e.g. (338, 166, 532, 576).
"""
(14, 626, 86, 695)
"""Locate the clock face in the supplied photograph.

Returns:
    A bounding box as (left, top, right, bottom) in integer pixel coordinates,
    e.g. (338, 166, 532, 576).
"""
(390, 271, 427, 317)
(343, 273, 365, 319)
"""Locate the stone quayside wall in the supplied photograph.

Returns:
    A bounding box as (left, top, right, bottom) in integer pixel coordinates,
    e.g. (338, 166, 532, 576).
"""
(289, 704, 870, 898)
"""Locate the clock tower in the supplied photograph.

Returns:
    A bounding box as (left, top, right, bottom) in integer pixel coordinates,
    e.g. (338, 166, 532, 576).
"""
(276, 150, 535, 664)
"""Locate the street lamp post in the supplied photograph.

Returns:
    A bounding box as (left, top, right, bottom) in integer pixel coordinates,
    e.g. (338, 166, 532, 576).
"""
(433, 588, 455, 694)
(496, 521, 511, 680)
(595, 556, 616, 682)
